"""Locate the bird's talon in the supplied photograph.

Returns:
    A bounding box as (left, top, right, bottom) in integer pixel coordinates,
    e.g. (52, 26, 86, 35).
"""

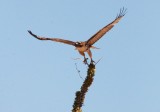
(83, 58, 88, 64)
(91, 59, 95, 64)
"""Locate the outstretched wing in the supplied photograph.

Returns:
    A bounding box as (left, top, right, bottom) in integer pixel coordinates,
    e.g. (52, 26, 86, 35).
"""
(28, 30, 76, 46)
(86, 7, 127, 46)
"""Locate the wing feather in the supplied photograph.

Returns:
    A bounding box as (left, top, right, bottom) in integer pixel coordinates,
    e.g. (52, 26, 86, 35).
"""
(86, 8, 127, 46)
(28, 30, 76, 46)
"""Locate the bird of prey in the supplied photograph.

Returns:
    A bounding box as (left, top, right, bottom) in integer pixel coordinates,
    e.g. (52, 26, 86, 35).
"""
(28, 8, 126, 64)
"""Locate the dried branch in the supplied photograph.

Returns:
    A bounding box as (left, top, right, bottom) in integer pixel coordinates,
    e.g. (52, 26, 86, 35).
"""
(75, 63, 84, 80)
(72, 62, 96, 112)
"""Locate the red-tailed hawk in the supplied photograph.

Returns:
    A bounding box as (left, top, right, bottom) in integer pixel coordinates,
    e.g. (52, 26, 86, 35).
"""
(28, 8, 127, 64)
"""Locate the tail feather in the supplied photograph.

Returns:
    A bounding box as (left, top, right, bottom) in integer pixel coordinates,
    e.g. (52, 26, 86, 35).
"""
(90, 46, 100, 49)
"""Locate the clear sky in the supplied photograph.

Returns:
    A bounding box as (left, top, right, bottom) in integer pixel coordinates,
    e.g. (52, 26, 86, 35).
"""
(0, 0, 160, 112)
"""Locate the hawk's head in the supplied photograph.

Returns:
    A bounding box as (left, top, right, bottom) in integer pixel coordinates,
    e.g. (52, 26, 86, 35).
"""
(75, 42, 83, 47)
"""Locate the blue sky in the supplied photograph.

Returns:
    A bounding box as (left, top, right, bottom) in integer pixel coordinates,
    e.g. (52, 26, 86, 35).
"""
(0, 0, 160, 112)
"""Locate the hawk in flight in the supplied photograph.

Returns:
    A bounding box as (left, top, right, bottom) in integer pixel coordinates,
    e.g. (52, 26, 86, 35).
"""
(28, 8, 126, 64)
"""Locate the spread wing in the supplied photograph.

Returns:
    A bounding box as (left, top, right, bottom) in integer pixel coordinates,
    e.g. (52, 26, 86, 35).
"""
(86, 7, 127, 46)
(28, 30, 76, 46)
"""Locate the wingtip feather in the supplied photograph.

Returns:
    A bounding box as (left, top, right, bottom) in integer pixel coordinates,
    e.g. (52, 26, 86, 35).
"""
(116, 7, 127, 19)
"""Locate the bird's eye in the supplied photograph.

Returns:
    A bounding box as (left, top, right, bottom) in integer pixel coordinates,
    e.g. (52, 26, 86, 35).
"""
(76, 42, 80, 45)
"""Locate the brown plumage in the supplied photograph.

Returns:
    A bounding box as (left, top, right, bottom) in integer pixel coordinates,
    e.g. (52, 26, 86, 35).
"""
(28, 8, 127, 64)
